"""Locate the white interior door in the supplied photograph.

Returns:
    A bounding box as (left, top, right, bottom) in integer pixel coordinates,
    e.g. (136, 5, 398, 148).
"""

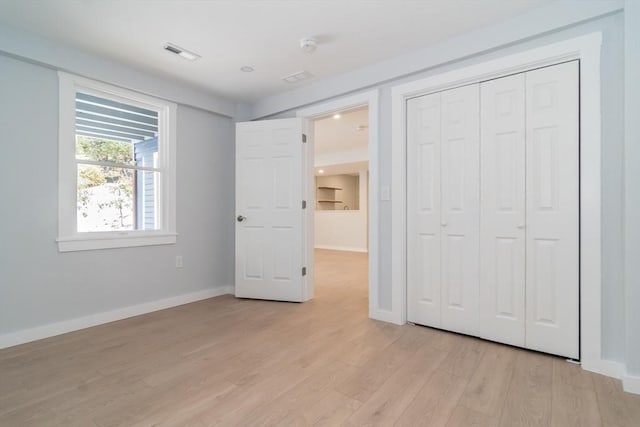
(525, 61, 579, 359)
(440, 84, 480, 335)
(407, 93, 442, 327)
(479, 73, 527, 346)
(235, 118, 313, 302)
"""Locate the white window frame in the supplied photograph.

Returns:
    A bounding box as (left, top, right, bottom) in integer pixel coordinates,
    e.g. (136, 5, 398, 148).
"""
(57, 72, 177, 252)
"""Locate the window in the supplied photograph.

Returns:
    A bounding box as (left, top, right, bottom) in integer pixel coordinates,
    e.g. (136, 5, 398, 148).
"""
(58, 73, 177, 251)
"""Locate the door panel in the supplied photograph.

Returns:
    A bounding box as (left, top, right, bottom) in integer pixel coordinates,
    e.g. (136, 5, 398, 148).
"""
(407, 93, 442, 327)
(236, 118, 309, 302)
(444, 234, 464, 307)
(479, 73, 526, 346)
(440, 84, 480, 335)
(525, 61, 579, 359)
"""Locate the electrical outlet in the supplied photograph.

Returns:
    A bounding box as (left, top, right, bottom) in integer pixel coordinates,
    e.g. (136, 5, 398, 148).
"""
(175, 255, 183, 269)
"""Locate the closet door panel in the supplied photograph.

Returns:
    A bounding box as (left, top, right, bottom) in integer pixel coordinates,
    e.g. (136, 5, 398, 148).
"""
(407, 93, 442, 327)
(525, 61, 579, 359)
(440, 84, 480, 335)
(479, 74, 526, 346)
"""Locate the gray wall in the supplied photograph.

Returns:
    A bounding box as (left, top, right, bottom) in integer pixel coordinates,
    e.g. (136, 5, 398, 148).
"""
(265, 12, 626, 363)
(0, 54, 235, 335)
(624, 0, 640, 377)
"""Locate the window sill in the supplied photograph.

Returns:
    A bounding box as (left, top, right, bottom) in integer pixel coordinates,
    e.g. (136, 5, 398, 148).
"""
(57, 232, 177, 252)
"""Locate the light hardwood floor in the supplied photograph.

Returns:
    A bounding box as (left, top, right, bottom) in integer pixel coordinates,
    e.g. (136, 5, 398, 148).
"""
(1, 249, 639, 426)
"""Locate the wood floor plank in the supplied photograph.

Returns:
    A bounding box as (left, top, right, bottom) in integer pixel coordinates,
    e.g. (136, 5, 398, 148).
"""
(303, 390, 362, 426)
(439, 334, 485, 379)
(446, 405, 500, 427)
(499, 350, 553, 427)
(593, 372, 640, 427)
(549, 358, 601, 427)
(459, 342, 516, 417)
(551, 379, 600, 427)
(551, 358, 595, 390)
(394, 369, 468, 427)
(234, 360, 356, 426)
(344, 344, 448, 426)
(335, 327, 428, 403)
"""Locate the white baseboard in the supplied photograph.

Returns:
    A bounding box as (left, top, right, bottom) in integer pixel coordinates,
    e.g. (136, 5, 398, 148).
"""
(0, 285, 233, 349)
(579, 358, 640, 395)
(369, 308, 401, 324)
(623, 372, 640, 395)
(315, 245, 368, 253)
(582, 359, 625, 379)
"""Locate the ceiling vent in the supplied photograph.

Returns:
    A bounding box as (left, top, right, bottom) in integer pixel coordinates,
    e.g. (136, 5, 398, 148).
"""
(282, 70, 314, 84)
(163, 43, 201, 61)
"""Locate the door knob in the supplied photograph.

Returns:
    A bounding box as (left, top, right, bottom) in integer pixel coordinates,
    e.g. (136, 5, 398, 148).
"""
(237, 215, 246, 222)
(441, 221, 448, 227)
(517, 223, 525, 229)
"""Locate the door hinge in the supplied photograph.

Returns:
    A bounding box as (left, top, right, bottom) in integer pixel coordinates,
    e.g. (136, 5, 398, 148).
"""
(302, 200, 307, 209)
(302, 133, 307, 143)
(302, 267, 307, 276)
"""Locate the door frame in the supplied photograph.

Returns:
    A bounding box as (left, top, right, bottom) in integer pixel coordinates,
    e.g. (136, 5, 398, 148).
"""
(391, 33, 608, 374)
(296, 90, 385, 321)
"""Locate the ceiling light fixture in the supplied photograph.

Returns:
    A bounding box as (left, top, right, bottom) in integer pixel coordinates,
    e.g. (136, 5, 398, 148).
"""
(163, 42, 201, 61)
(240, 66, 254, 72)
(318, 169, 324, 174)
(333, 114, 341, 119)
(300, 37, 317, 54)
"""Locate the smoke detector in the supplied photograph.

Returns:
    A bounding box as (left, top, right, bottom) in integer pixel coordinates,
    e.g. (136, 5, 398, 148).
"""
(300, 37, 317, 54)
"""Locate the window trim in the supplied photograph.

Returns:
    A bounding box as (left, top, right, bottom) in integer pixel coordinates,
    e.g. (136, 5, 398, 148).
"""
(57, 72, 177, 252)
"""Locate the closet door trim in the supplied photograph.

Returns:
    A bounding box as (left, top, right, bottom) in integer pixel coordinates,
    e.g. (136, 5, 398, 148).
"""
(392, 32, 603, 373)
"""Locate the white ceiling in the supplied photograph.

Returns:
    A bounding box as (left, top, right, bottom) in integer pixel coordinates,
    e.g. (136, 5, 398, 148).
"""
(314, 107, 368, 157)
(316, 161, 369, 177)
(0, 0, 555, 102)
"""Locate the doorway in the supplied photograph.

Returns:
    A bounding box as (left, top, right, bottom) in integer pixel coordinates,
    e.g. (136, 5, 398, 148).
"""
(297, 90, 381, 320)
(312, 106, 369, 304)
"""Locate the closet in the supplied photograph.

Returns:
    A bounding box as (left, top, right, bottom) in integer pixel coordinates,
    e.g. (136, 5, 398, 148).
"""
(406, 61, 579, 359)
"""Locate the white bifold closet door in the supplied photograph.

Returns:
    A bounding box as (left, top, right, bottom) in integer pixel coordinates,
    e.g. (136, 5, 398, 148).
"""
(408, 61, 579, 359)
(407, 92, 442, 328)
(524, 61, 579, 359)
(479, 73, 527, 348)
(440, 85, 480, 335)
(478, 61, 579, 358)
(407, 84, 480, 335)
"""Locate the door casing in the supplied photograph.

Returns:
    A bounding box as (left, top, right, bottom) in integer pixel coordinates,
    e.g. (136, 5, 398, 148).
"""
(391, 33, 605, 375)
(296, 90, 383, 321)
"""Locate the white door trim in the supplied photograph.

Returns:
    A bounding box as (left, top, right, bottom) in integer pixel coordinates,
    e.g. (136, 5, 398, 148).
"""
(296, 90, 385, 321)
(391, 33, 604, 373)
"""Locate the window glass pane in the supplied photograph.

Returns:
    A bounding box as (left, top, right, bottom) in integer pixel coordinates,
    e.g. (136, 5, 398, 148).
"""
(75, 91, 159, 164)
(75, 92, 159, 136)
(76, 135, 135, 165)
(77, 164, 135, 232)
(134, 137, 158, 168)
(135, 169, 160, 231)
